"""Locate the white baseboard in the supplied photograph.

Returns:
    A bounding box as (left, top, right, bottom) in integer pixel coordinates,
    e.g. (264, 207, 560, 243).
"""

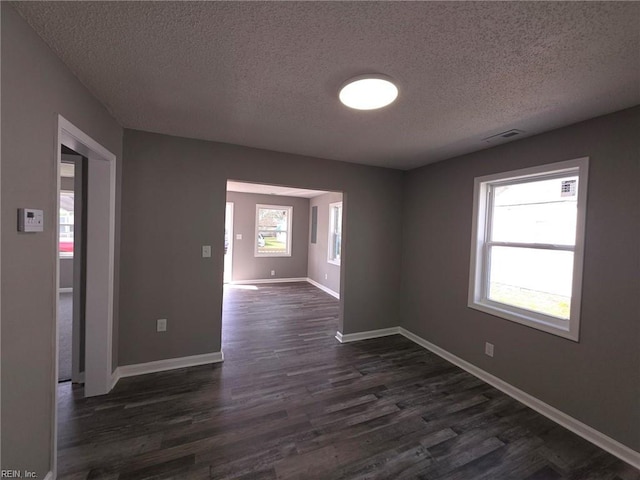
(402, 327, 640, 469)
(111, 351, 224, 388)
(44, 472, 53, 480)
(58, 287, 73, 293)
(335, 327, 400, 343)
(331, 324, 640, 468)
(72, 371, 85, 385)
(229, 277, 340, 299)
(306, 277, 340, 299)
(230, 277, 308, 285)
(110, 368, 120, 391)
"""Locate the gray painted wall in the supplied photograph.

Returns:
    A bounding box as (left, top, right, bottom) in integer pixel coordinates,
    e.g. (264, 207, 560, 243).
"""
(60, 175, 74, 191)
(308, 192, 343, 295)
(1, 4, 123, 473)
(4, 0, 637, 470)
(59, 259, 74, 289)
(119, 129, 404, 366)
(226, 191, 310, 281)
(400, 106, 640, 451)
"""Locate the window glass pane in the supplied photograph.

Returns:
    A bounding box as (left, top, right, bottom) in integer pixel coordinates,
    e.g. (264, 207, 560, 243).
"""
(488, 246, 573, 319)
(257, 232, 288, 254)
(330, 230, 342, 261)
(59, 191, 74, 258)
(329, 203, 342, 263)
(333, 205, 342, 234)
(491, 176, 578, 245)
(258, 208, 288, 231)
(256, 206, 292, 256)
(331, 232, 341, 260)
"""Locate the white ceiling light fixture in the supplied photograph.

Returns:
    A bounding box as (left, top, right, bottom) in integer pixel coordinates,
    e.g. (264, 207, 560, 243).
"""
(339, 74, 399, 110)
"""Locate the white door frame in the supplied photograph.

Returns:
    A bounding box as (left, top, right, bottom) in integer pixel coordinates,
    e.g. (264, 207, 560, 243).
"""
(224, 202, 234, 283)
(53, 115, 116, 476)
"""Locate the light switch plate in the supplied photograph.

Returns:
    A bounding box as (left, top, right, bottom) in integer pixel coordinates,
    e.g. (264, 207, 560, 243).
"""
(202, 245, 211, 258)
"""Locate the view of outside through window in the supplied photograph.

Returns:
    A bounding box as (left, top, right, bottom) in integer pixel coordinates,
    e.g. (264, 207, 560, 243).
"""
(487, 176, 578, 319)
(59, 191, 74, 258)
(329, 203, 342, 264)
(257, 206, 291, 255)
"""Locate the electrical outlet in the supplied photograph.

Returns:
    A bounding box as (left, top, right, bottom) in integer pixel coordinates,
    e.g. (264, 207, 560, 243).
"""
(485, 342, 494, 357)
(157, 318, 167, 332)
(236, 233, 242, 240)
(271, 270, 276, 276)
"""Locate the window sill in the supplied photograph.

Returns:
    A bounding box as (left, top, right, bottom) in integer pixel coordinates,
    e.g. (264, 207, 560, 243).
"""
(468, 300, 578, 342)
(327, 259, 340, 266)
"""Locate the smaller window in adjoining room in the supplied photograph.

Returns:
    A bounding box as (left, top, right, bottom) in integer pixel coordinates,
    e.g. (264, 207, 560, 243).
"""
(328, 202, 343, 265)
(468, 157, 589, 341)
(59, 190, 75, 258)
(255, 204, 293, 257)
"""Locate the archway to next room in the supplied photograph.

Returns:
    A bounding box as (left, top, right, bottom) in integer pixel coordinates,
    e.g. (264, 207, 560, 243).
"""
(221, 180, 344, 358)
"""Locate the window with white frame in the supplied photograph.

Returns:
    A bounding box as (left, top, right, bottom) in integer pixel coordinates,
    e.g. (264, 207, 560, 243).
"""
(328, 202, 342, 265)
(255, 205, 293, 257)
(468, 158, 589, 341)
(59, 190, 75, 258)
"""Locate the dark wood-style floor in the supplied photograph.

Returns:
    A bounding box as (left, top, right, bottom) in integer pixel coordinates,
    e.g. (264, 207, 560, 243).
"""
(57, 282, 639, 479)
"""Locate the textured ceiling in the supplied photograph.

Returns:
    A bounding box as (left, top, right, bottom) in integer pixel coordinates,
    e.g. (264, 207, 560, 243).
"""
(12, 1, 640, 170)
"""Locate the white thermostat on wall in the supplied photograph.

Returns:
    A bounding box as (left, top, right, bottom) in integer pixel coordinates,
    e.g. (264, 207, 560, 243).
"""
(18, 208, 44, 232)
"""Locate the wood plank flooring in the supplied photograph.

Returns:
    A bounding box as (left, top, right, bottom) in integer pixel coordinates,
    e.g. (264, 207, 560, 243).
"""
(57, 282, 639, 479)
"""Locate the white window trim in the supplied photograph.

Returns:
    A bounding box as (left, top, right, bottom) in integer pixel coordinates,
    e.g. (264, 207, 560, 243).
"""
(468, 157, 589, 341)
(255, 204, 293, 257)
(328, 201, 342, 266)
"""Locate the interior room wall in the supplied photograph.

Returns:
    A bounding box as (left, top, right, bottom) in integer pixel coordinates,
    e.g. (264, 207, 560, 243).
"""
(5, 0, 636, 471)
(59, 259, 74, 289)
(400, 106, 640, 452)
(225, 191, 310, 281)
(119, 129, 404, 366)
(1, 3, 123, 475)
(308, 192, 343, 295)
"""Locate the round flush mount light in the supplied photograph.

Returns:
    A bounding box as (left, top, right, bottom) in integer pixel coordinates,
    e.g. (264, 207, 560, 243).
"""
(339, 74, 398, 110)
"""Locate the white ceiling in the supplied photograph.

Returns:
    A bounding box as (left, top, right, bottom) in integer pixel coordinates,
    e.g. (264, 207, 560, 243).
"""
(227, 181, 329, 199)
(12, 2, 640, 170)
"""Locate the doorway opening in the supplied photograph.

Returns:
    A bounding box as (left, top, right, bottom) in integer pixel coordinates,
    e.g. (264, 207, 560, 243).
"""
(58, 146, 87, 384)
(54, 115, 117, 478)
(55, 115, 115, 398)
(222, 180, 344, 355)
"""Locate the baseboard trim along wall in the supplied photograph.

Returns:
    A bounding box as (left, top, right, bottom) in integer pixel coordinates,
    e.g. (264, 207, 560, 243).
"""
(335, 327, 400, 344)
(230, 277, 308, 285)
(334, 326, 640, 469)
(230, 277, 340, 299)
(306, 277, 340, 299)
(111, 351, 224, 389)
